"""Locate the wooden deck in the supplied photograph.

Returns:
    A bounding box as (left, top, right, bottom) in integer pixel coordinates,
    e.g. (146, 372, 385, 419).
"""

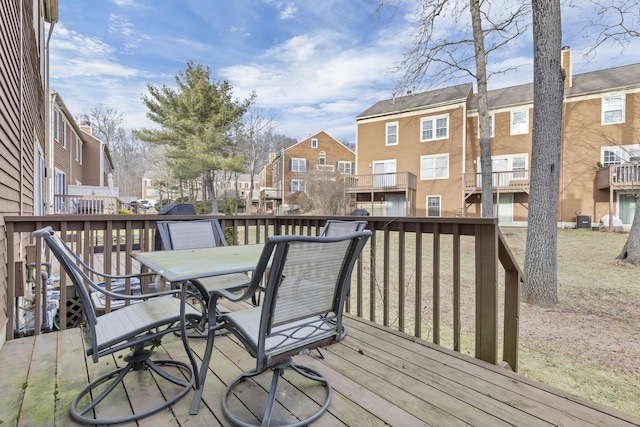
(1, 314, 638, 427)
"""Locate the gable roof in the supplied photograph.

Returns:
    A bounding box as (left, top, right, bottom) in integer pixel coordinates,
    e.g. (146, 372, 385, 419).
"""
(469, 63, 640, 111)
(357, 83, 473, 120)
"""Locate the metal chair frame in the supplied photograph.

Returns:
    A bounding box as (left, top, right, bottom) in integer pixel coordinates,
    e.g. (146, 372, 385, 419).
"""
(204, 231, 371, 427)
(33, 226, 202, 425)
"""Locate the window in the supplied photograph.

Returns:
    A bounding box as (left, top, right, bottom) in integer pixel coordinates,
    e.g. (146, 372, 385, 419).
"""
(311, 138, 318, 148)
(511, 110, 528, 135)
(602, 96, 624, 124)
(386, 122, 398, 145)
(421, 114, 449, 141)
(601, 145, 640, 166)
(290, 179, 305, 193)
(337, 161, 352, 174)
(318, 150, 326, 166)
(512, 156, 527, 179)
(75, 137, 80, 162)
(290, 158, 307, 172)
(61, 121, 67, 149)
(420, 154, 449, 180)
(54, 110, 59, 142)
(478, 113, 494, 138)
(426, 196, 441, 217)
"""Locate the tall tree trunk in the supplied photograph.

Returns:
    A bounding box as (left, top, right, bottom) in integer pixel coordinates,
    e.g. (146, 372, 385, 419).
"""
(617, 194, 640, 264)
(470, 0, 493, 217)
(523, 0, 563, 306)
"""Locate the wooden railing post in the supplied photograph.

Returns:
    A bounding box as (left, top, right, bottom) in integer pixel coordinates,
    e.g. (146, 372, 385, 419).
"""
(475, 222, 498, 365)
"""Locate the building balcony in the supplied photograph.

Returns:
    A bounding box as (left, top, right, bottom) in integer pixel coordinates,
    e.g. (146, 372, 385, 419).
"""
(464, 170, 530, 196)
(595, 164, 640, 190)
(344, 172, 417, 193)
(315, 164, 335, 172)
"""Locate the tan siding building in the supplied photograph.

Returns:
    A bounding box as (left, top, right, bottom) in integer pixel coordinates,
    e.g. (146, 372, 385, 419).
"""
(354, 50, 640, 228)
(259, 131, 355, 214)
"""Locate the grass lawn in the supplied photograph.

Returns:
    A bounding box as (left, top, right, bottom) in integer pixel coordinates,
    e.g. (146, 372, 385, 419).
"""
(501, 227, 640, 418)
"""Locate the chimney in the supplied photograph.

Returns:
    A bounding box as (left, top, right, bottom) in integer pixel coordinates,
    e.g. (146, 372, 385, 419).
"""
(269, 152, 276, 163)
(561, 46, 572, 89)
(79, 121, 92, 135)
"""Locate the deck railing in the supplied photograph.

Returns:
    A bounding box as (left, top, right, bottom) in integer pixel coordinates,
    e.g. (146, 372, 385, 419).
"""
(464, 170, 530, 192)
(5, 214, 523, 371)
(344, 171, 417, 192)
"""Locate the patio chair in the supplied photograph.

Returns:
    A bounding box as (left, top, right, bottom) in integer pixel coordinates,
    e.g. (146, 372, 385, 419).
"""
(319, 219, 368, 236)
(156, 219, 254, 319)
(32, 226, 202, 425)
(210, 231, 371, 426)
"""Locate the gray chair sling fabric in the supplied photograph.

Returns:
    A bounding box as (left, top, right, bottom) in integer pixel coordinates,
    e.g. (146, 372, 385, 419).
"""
(203, 231, 371, 427)
(319, 219, 368, 236)
(32, 226, 202, 425)
(156, 219, 253, 324)
(156, 219, 251, 293)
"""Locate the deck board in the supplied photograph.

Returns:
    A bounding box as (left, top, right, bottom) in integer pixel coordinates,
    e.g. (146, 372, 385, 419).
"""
(1, 315, 639, 427)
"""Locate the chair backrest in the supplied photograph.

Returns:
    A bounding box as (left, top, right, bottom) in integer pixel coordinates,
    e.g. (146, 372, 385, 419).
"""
(251, 231, 370, 368)
(32, 227, 102, 350)
(319, 219, 368, 237)
(157, 219, 227, 250)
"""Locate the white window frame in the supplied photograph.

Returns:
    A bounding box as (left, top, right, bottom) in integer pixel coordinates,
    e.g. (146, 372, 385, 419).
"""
(601, 144, 640, 166)
(386, 122, 398, 146)
(75, 136, 80, 162)
(421, 114, 449, 142)
(510, 109, 529, 135)
(54, 109, 59, 142)
(337, 161, 352, 174)
(311, 138, 318, 148)
(426, 195, 441, 217)
(478, 113, 495, 138)
(61, 120, 67, 149)
(420, 154, 449, 180)
(290, 179, 306, 193)
(291, 157, 306, 172)
(602, 95, 625, 125)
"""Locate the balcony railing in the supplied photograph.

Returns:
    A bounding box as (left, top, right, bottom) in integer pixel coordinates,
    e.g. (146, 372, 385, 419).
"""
(595, 164, 640, 189)
(53, 194, 122, 214)
(315, 164, 335, 172)
(464, 171, 530, 193)
(5, 214, 523, 371)
(344, 172, 417, 192)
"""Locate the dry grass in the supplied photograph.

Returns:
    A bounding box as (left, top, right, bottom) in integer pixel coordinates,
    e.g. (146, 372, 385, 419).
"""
(501, 227, 640, 418)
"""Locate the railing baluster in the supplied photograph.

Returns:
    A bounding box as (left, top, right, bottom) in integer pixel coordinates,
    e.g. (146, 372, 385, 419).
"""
(3, 215, 520, 371)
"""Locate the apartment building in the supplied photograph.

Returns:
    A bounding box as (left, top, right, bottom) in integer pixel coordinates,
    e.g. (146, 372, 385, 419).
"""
(259, 131, 355, 214)
(353, 49, 640, 228)
(1, 0, 58, 345)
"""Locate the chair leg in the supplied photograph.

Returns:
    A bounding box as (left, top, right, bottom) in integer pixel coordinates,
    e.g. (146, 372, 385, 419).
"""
(221, 359, 332, 427)
(71, 355, 194, 425)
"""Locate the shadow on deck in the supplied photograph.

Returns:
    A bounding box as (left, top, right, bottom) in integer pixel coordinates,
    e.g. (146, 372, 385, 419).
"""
(2, 314, 638, 427)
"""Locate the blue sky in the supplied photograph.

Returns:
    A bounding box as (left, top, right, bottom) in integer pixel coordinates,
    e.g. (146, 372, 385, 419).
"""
(49, 0, 640, 144)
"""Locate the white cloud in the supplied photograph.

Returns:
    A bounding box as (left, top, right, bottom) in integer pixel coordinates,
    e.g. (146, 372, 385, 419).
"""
(109, 13, 135, 37)
(53, 24, 115, 58)
(280, 4, 297, 20)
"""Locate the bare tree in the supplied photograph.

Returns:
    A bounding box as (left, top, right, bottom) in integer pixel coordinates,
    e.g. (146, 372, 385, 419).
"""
(522, 0, 563, 306)
(379, 0, 530, 217)
(578, 0, 640, 264)
(579, 0, 640, 57)
(239, 106, 276, 214)
(77, 105, 151, 198)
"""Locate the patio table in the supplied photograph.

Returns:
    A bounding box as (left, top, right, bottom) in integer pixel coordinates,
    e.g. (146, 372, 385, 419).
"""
(132, 243, 265, 414)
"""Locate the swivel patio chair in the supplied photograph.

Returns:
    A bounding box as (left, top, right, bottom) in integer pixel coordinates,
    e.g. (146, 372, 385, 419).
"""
(208, 231, 371, 426)
(32, 226, 202, 425)
(156, 219, 254, 325)
(319, 219, 368, 237)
